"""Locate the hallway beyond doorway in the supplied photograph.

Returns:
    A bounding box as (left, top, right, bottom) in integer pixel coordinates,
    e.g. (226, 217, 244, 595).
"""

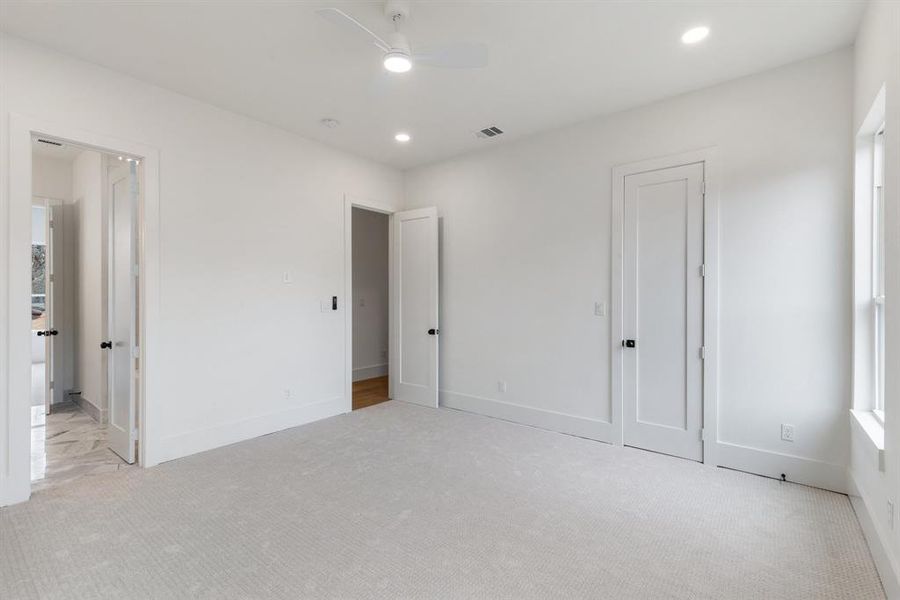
(352, 376, 389, 411)
(31, 402, 130, 493)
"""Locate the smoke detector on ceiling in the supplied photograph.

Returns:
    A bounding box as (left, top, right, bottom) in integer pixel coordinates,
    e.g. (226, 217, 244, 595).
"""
(475, 126, 504, 139)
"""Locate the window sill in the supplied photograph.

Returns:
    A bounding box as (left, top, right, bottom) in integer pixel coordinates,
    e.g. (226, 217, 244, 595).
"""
(851, 409, 885, 472)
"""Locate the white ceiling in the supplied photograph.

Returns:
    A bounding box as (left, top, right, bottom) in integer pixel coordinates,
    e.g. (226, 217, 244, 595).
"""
(1, 1, 864, 169)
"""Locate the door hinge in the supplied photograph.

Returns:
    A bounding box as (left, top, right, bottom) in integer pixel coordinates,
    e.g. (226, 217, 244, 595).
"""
(132, 264, 140, 277)
(700, 346, 707, 359)
(700, 428, 707, 441)
(699, 264, 706, 278)
(132, 346, 141, 359)
(701, 181, 707, 196)
(49, 219, 55, 229)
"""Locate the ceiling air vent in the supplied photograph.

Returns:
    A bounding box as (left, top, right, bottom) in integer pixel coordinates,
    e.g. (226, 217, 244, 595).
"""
(475, 126, 504, 139)
(37, 138, 63, 147)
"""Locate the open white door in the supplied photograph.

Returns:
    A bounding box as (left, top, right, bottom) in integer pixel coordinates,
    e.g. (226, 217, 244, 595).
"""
(391, 207, 439, 407)
(106, 161, 139, 463)
(623, 162, 704, 462)
(44, 205, 56, 414)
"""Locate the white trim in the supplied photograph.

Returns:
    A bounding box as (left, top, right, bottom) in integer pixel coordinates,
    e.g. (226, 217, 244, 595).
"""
(714, 441, 847, 493)
(2, 114, 160, 506)
(848, 472, 899, 599)
(155, 396, 345, 464)
(441, 390, 615, 442)
(343, 194, 395, 413)
(851, 409, 886, 472)
(353, 363, 388, 382)
(610, 147, 720, 464)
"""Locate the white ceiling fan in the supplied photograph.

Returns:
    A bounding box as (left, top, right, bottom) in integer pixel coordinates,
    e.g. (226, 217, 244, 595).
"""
(316, 0, 489, 73)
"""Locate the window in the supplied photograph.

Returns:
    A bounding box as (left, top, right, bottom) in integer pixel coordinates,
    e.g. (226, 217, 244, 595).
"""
(873, 126, 886, 421)
(31, 205, 47, 331)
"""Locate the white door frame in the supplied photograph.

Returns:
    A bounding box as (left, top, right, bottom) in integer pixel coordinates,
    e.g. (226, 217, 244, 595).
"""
(2, 114, 161, 506)
(343, 194, 395, 413)
(611, 147, 720, 465)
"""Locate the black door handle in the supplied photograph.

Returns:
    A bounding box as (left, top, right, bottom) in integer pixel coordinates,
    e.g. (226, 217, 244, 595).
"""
(49, 330, 58, 336)
(36, 330, 46, 337)
(100, 341, 112, 349)
(622, 339, 636, 348)
(427, 328, 440, 335)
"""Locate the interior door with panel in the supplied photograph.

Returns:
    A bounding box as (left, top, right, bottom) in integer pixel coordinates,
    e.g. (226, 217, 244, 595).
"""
(44, 204, 57, 414)
(106, 161, 139, 463)
(31, 203, 52, 415)
(391, 207, 439, 407)
(623, 162, 704, 461)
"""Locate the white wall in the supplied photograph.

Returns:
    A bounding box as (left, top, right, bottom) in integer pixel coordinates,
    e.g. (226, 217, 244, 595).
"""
(32, 154, 72, 201)
(352, 207, 389, 381)
(405, 49, 853, 491)
(848, 1, 900, 596)
(72, 149, 105, 415)
(0, 34, 403, 500)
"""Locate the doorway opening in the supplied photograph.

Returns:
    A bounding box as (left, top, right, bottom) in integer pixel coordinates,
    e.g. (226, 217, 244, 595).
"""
(351, 206, 391, 410)
(29, 135, 143, 492)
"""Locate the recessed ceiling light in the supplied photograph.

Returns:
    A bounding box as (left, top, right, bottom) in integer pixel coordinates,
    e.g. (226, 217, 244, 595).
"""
(394, 132, 411, 143)
(383, 51, 412, 73)
(681, 26, 710, 45)
(320, 118, 341, 129)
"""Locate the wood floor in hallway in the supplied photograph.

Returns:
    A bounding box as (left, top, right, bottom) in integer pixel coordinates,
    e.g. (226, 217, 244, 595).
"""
(352, 375, 389, 410)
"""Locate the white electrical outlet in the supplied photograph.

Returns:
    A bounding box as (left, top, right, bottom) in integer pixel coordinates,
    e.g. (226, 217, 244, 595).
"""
(781, 424, 795, 442)
(497, 381, 507, 393)
(594, 301, 607, 317)
(283, 389, 291, 400)
(282, 270, 293, 284)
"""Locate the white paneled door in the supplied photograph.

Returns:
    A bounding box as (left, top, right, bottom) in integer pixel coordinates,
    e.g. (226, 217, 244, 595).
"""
(106, 161, 139, 463)
(623, 163, 704, 461)
(391, 207, 439, 407)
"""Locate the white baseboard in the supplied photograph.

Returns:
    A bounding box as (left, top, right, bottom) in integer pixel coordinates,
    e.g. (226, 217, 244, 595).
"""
(72, 394, 106, 424)
(848, 472, 899, 598)
(353, 364, 388, 382)
(155, 396, 346, 464)
(714, 441, 847, 493)
(440, 390, 615, 443)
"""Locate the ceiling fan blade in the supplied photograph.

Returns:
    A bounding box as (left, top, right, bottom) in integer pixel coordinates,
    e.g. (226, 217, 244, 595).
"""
(413, 43, 489, 69)
(316, 7, 390, 52)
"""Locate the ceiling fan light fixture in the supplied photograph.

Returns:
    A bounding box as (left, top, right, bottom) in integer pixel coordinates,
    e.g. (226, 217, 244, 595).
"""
(383, 51, 413, 73)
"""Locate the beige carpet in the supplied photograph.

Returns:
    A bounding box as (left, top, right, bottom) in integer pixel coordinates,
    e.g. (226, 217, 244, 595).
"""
(0, 401, 885, 599)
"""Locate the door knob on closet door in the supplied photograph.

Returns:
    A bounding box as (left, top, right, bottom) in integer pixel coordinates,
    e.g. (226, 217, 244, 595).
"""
(37, 330, 46, 337)
(48, 329, 58, 336)
(100, 341, 112, 349)
(427, 328, 440, 335)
